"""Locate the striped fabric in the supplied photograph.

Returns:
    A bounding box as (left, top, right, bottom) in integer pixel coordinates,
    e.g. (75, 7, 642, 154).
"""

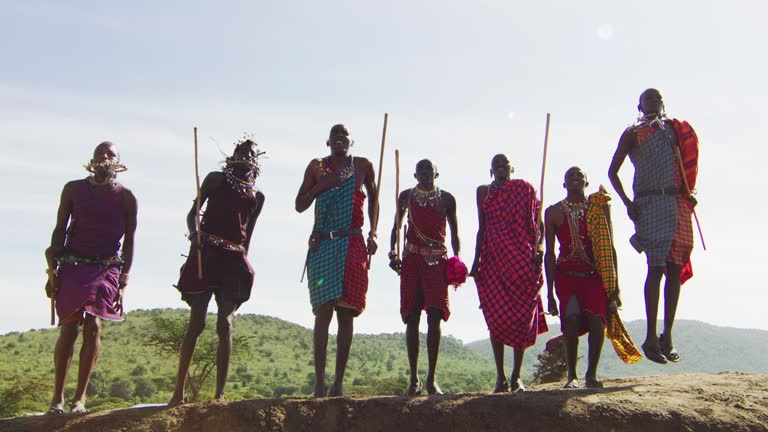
(587, 187, 642, 364)
(629, 124, 693, 267)
(672, 119, 699, 191)
(307, 158, 368, 315)
(400, 189, 450, 322)
(474, 180, 547, 350)
(57, 180, 125, 323)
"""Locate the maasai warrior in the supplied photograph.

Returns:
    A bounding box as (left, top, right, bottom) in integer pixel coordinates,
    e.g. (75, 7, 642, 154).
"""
(470, 154, 547, 393)
(388, 160, 460, 396)
(295, 124, 378, 397)
(168, 139, 265, 406)
(545, 167, 626, 389)
(608, 88, 697, 364)
(44, 141, 137, 414)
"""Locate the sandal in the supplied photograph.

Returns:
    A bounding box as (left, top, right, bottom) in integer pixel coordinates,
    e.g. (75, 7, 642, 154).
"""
(406, 380, 423, 396)
(659, 333, 680, 362)
(69, 401, 87, 414)
(641, 341, 668, 364)
(426, 381, 443, 396)
(45, 406, 65, 415)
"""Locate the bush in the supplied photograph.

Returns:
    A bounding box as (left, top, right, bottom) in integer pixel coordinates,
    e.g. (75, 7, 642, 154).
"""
(109, 378, 135, 400)
(133, 377, 157, 399)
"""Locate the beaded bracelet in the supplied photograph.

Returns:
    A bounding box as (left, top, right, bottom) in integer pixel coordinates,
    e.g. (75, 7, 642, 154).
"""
(118, 273, 129, 285)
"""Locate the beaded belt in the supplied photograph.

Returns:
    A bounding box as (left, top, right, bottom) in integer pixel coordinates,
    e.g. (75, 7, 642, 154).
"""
(315, 228, 362, 240)
(405, 243, 447, 256)
(58, 253, 123, 266)
(635, 186, 680, 198)
(558, 269, 595, 278)
(202, 232, 246, 253)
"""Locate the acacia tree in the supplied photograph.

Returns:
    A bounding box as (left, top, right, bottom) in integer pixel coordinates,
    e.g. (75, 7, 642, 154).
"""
(144, 313, 251, 401)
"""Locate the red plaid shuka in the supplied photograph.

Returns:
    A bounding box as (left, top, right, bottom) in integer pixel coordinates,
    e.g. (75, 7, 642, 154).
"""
(338, 190, 368, 315)
(475, 179, 547, 349)
(400, 188, 450, 322)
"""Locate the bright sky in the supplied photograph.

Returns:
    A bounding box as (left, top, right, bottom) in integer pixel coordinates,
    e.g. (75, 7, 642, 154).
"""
(1, 0, 765, 343)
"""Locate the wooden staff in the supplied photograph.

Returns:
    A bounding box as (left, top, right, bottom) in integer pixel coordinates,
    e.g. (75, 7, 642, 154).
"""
(48, 269, 55, 326)
(367, 113, 389, 269)
(537, 113, 551, 232)
(394, 149, 401, 259)
(194, 127, 204, 280)
(674, 146, 707, 250)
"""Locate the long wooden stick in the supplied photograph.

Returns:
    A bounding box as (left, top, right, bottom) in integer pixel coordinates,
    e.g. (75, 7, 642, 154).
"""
(48, 271, 55, 326)
(367, 113, 389, 269)
(394, 149, 401, 259)
(194, 127, 204, 280)
(674, 146, 707, 250)
(537, 113, 551, 233)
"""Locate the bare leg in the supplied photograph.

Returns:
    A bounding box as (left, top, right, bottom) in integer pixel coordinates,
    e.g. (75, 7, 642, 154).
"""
(563, 315, 580, 388)
(405, 311, 422, 394)
(168, 297, 209, 406)
(312, 303, 334, 397)
(425, 308, 443, 395)
(662, 263, 681, 347)
(50, 323, 79, 411)
(70, 315, 102, 412)
(330, 307, 355, 396)
(585, 314, 605, 388)
(643, 266, 665, 344)
(214, 300, 238, 400)
(510, 348, 526, 392)
(490, 337, 507, 392)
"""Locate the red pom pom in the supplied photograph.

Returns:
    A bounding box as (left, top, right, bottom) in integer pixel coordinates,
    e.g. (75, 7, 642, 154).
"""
(445, 256, 468, 289)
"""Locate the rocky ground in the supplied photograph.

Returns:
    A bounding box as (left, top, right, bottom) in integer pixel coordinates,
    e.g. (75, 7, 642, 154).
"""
(2, 372, 767, 432)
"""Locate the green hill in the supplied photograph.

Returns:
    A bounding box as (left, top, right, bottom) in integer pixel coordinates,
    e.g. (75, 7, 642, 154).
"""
(465, 319, 768, 379)
(0, 309, 494, 415)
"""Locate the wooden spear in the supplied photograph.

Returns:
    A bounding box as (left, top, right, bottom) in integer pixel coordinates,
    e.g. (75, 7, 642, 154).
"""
(537, 113, 551, 235)
(394, 149, 401, 259)
(194, 127, 204, 280)
(367, 113, 389, 269)
(674, 146, 707, 250)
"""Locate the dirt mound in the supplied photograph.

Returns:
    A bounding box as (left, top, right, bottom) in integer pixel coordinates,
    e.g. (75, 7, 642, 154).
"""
(2, 373, 766, 432)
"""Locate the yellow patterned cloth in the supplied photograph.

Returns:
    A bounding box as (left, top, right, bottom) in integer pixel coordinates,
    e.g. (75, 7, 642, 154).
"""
(587, 186, 642, 364)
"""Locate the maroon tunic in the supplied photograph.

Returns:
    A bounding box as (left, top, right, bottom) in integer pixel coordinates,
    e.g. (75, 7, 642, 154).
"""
(176, 175, 257, 306)
(56, 180, 126, 324)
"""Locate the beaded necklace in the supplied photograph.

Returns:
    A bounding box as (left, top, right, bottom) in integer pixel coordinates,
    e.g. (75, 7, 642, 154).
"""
(223, 163, 256, 197)
(320, 156, 354, 185)
(559, 199, 593, 265)
(87, 174, 117, 188)
(411, 186, 441, 207)
(634, 113, 668, 130)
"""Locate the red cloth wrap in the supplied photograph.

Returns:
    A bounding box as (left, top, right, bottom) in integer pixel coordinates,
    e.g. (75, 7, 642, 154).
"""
(554, 210, 607, 334)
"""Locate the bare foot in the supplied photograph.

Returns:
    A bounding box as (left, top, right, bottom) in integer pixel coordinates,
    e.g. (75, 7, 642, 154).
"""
(313, 383, 326, 398)
(563, 378, 579, 389)
(493, 379, 509, 393)
(328, 382, 343, 397)
(69, 401, 87, 414)
(585, 376, 604, 388)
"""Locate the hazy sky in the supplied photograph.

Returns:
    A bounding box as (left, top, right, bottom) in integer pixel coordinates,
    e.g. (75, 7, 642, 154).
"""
(1, 0, 765, 343)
